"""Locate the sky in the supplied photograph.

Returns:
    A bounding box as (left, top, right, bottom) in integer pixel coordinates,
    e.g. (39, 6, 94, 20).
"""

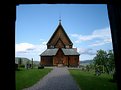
(15, 4, 113, 61)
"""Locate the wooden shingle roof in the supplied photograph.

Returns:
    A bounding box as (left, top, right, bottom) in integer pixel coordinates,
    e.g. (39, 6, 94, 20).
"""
(40, 49, 58, 56)
(62, 48, 80, 55)
(40, 48, 80, 56)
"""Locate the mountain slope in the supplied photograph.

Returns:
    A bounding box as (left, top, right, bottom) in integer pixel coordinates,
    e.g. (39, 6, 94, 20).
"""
(80, 60, 93, 65)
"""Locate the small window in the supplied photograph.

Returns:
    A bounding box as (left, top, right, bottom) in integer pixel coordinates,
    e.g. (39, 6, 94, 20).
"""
(65, 45, 69, 48)
(50, 45, 54, 48)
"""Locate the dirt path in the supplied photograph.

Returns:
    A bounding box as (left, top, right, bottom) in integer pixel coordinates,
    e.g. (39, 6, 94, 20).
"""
(23, 67, 81, 90)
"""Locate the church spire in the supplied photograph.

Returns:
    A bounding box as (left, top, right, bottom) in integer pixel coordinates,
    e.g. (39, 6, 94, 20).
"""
(59, 13, 61, 25)
(59, 19, 61, 25)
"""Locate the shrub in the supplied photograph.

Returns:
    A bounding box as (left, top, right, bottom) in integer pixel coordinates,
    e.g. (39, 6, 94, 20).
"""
(15, 63, 18, 70)
(19, 64, 25, 68)
(38, 64, 44, 69)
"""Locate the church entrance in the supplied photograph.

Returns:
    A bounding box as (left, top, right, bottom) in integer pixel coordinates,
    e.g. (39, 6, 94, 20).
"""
(58, 58, 63, 67)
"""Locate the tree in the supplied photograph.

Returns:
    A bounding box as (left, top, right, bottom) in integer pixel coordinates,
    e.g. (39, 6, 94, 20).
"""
(25, 60, 30, 69)
(93, 49, 116, 75)
(107, 50, 115, 73)
(93, 49, 113, 74)
(86, 65, 89, 71)
(18, 58, 22, 66)
(31, 58, 33, 69)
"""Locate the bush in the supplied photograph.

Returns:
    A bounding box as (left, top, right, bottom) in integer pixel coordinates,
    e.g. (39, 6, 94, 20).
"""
(15, 63, 18, 70)
(19, 64, 25, 68)
(38, 64, 44, 69)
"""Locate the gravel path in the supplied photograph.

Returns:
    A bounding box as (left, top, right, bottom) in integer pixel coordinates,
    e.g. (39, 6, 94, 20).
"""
(23, 67, 81, 90)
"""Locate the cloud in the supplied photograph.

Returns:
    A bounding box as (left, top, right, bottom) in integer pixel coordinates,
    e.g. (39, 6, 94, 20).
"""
(77, 48, 96, 55)
(17, 51, 28, 53)
(70, 27, 112, 46)
(89, 38, 112, 47)
(16, 43, 35, 52)
(70, 34, 79, 37)
(15, 42, 47, 54)
(40, 39, 44, 41)
(42, 41, 47, 45)
(89, 41, 106, 47)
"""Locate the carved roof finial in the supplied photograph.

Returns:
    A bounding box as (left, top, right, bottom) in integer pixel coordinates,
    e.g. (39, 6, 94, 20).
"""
(59, 19, 61, 24)
(59, 13, 61, 24)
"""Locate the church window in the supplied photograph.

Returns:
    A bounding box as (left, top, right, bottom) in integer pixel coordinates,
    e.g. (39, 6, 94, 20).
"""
(50, 45, 54, 48)
(65, 45, 69, 48)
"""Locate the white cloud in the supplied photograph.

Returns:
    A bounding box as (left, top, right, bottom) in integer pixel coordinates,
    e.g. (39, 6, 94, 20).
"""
(16, 43, 35, 52)
(104, 37, 112, 43)
(77, 47, 96, 55)
(15, 42, 47, 54)
(70, 34, 93, 42)
(89, 41, 106, 47)
(40, 39, 44, 41)
(70, 34, 79, 37)
(89, 37, 112, 47)
(70, 27, 112, 46)
(15, 42, 47, 61)
(42, 41, 47, 45)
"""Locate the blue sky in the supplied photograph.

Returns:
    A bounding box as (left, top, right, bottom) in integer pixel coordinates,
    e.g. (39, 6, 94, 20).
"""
(15, 4, 113, 61)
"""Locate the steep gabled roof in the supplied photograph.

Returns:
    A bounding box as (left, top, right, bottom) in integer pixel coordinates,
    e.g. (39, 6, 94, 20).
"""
(40, 48, 80, 56)
(47, 22, 73, 45)
(40, 49, 58, 56)
(62, 48, 80, 55)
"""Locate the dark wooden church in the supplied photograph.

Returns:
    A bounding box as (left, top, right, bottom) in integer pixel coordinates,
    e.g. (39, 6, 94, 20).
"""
(40, 20, 80, 67)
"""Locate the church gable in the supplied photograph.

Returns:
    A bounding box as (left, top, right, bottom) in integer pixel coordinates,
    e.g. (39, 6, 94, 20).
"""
(47, 22, 73, 49)
(55, 38, 65, 48)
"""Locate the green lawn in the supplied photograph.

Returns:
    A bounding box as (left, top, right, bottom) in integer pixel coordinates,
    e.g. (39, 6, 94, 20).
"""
(69, 69, 117, 90)
(16, 68, 52, 90)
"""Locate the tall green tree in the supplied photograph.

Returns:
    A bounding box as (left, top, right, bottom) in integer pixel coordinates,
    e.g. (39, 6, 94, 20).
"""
(107, 50, 115, 73)
(93, 49, 111, 74)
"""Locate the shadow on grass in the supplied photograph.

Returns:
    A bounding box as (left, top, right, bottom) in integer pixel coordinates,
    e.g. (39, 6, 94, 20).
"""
(108, 78, 117, 83)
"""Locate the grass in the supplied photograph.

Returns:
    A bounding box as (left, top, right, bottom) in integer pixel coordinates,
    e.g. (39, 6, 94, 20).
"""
(69, 69, 118, 90)
(16, 68, 52, 90)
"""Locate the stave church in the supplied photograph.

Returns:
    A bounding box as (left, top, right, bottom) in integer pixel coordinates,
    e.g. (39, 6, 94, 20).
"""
(40, 20, 80, 67)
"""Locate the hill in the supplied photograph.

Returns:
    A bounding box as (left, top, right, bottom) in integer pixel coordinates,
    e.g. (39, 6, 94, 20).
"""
(15, 57, 40, 65)
(33, 61, 40, 65)
(79, 60, 93, 65)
